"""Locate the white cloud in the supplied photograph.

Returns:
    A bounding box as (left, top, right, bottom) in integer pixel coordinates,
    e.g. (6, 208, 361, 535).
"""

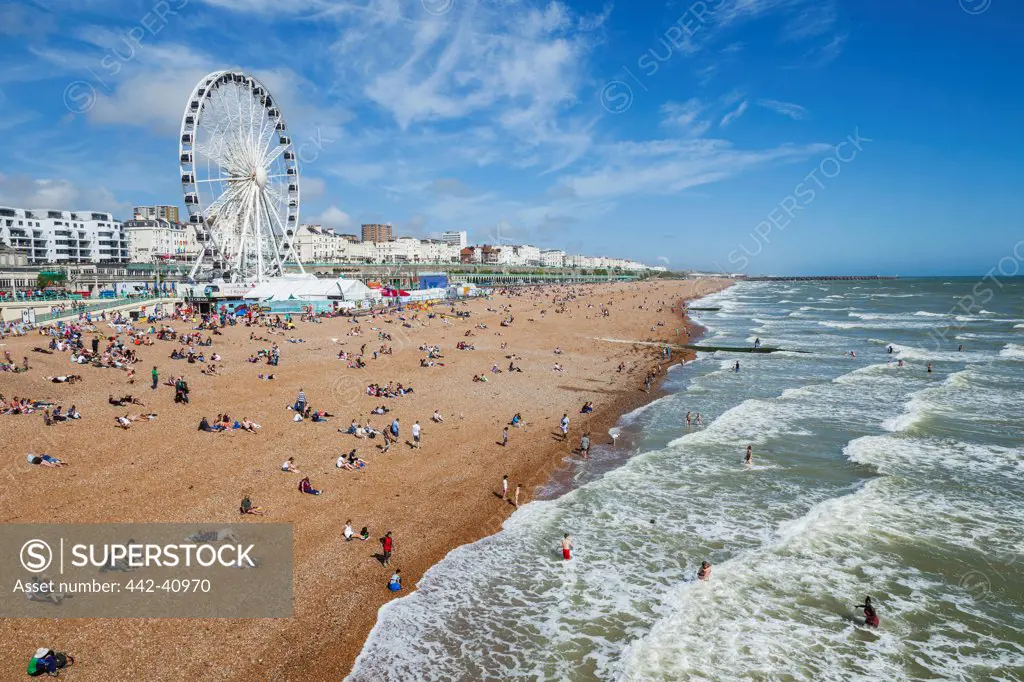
(330, 0, 604, 170)
(558, 138, 833, 199)
(0, 173, 130, 215)
(660, 99, 712, 137)
(311, 205, 353, 230)
(781, 4, 838, 42)
(719, 99, 748, 127)
(302, 175, 326, 199)
(757, 98, 807, 120)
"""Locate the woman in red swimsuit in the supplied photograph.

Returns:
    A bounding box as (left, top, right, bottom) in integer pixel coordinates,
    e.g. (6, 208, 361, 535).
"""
(856, 595, 879, 627)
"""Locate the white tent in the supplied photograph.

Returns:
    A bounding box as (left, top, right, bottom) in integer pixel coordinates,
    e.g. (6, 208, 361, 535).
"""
(244, 276, 378, 303)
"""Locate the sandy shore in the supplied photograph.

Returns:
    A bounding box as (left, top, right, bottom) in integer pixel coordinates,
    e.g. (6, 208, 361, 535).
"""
(0, 277, 730, 681)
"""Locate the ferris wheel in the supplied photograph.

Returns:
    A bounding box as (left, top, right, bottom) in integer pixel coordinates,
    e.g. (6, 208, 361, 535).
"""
(179, 70, 303, 283)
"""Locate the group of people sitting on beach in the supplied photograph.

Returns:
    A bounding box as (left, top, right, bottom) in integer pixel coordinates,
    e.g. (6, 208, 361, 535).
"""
(1, 395, 50, 415)
(199, 415, 261, 433)
(364, 382, 414, 398)
(42, 405, 81, 424)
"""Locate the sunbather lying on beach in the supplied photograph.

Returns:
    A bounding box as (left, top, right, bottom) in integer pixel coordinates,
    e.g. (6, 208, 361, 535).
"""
(46, 374, 82, 383)
(26, 453, 69, 467)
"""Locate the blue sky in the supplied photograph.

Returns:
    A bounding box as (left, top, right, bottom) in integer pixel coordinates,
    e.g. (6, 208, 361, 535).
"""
(0, 0, 1021, 275)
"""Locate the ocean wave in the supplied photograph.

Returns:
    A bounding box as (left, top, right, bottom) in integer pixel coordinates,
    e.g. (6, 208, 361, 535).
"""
(845, 435, 1024, 481)
(888, 343, 991, 363)
(618, 471, 1024, 682)
(998, 343, 1024, 360)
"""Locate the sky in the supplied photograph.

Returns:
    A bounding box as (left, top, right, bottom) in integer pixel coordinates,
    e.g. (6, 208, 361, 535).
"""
(0, 0, 1021, 276)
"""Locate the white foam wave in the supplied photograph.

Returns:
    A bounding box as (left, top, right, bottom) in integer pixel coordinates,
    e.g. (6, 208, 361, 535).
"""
(998, 343, 1024, 360)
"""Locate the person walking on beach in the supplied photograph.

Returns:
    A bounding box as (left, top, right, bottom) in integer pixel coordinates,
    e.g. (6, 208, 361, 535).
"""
(561, 534, 574, 561)
(294, 388, 307, 413)
(560, 413, 570, 440)
(580, 433, 590, 459)
(744, 445, 753, 465)
(514, 483, 521, 508)
(344, 520, 354, 542)
(501, 426, 509, 447)
(151, 366, 159, 390)
(411, 420, 421, 448)
(502, 474, 509, 500)
(391, 418, 400, 441)
(381, 531, 393, 566)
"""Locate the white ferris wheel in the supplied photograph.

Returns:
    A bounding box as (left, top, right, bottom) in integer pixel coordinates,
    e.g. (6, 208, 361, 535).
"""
(179, 70, 304, 283)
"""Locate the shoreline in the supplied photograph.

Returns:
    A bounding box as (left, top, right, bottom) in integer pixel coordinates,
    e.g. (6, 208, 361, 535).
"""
(331, 285, 729, 680)
(0, 278, 731, 682)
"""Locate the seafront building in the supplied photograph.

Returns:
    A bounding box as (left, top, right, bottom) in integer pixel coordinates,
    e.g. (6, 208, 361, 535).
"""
(361, 223, 393, 243)
(0, 205, 129, 265)
(0, 198, 662, 277)
(441, 230, 468, 248)
(122, 218, 199, 262)
(133, 205, 180, 224)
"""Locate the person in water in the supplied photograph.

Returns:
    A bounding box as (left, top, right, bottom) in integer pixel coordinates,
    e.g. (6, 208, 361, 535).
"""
(734, 360, 740, 373)
(857, 595, 879, 627)
(561, 534, 574, 560)
(697, 560, 712, 581)
(744, 445, 753, 465)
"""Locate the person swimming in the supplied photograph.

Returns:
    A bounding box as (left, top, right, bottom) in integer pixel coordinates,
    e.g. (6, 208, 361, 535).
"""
(856, 595, 879, 627)
(697, 560, 711, 581)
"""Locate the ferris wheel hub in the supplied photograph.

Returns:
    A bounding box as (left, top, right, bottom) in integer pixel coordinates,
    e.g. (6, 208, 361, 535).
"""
(254, 166, 268, 189)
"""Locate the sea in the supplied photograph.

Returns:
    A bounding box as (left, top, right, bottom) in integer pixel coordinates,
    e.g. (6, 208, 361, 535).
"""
(347, 278, 1024, 682)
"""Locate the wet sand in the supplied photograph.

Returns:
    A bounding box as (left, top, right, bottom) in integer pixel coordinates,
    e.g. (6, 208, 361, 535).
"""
(0, 278, 730, 680)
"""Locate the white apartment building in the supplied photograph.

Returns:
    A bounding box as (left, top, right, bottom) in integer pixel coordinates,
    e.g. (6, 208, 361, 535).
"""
(294, 225, 372, 263)
(541, 249, 566, 268)
(440, 230, 468, 249)
(418, 239, 461, 263)
(123, 218, 197, 262)
(0, 206, 129, 264)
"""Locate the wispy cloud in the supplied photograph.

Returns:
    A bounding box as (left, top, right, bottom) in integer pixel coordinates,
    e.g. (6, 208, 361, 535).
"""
(660, 99, 712, 137)
(720, 99, 749, 127)
(781, 4, 838, 42)
(757, 98, 808, 120)
(558, 138, 832, 199)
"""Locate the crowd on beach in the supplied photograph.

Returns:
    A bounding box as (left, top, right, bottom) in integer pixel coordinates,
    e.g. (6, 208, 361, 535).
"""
(9, 280, 743, 672)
